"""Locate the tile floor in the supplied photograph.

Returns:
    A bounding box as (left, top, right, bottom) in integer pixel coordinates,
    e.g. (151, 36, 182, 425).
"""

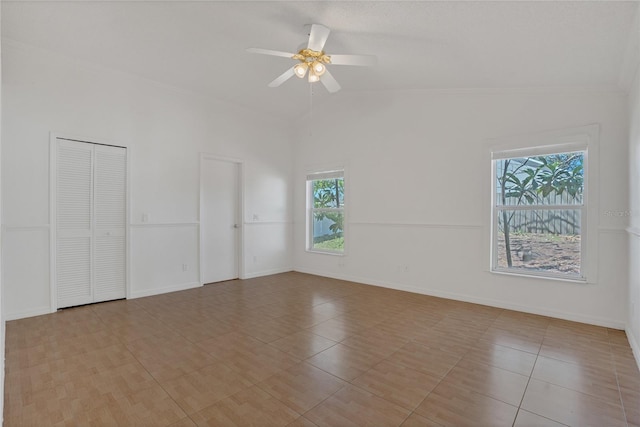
(4, 272, 640, 426)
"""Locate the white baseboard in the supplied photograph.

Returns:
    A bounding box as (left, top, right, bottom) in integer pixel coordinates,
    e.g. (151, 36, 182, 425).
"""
(4, 306, 52, 321)
(242, 267, 293, 280)
(130, 281, 201, 299)
(293, 267, 626, 330)
(627, 326, 640, 371)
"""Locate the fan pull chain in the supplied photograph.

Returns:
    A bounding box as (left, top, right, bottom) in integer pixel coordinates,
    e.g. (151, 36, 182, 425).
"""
(309, 83, 314, 136)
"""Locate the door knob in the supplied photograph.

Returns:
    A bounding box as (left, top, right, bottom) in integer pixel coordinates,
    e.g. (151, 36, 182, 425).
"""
(233, 224, 240, 229)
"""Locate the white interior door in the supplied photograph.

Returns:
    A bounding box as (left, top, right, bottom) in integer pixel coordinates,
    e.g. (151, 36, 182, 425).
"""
(93, 145, 127, 303)
(56, 140, 94, 308)
(55, 138, 126, 308)
(201, 157, 239, 283)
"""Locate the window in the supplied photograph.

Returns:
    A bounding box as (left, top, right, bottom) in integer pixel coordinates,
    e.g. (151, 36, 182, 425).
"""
(492, 147, 586, 280)
(307, 170, 344, 253)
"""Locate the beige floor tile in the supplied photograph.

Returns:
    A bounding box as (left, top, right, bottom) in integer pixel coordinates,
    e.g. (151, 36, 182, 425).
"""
(275, 310, 336, 329)
(434, 315, 493, 337)
(482, 327, 543, 354)
(196, 331, 265, 359)
(110, 320, 180, 343)
(333, 311, 387, 330)
(306, 343, 384, 381)
(538, 341, 615, 371)
(621, 386, 640, 426)
(93, 385, 187, 426)
(70, 342, 140, 372)
(616, 363, 640, 392)
(89, 361, 159, 395)
(222, 344, 301, 383)
(375, 317, 436, 341)
(239, 318, 304, 343)
(414, 380, 518, 427)
(531, 355, 621, 405)
(168, 417, 199, 427)
(545, 320, 610, 343)
(521, 379, 626, 427)
(161, 361, 254, 414)
(340, 328, 410, 358)
(286, 416, 320, 427)
(607, 329, 631, 347)
(6, 377, 185, 427)
(412, 327, 477, 358)
(439, 359, 529, 406)
(385, 341, 462, 378)
(190, 386, 300, 427)
(513, 409, 567, 426)
(492, 310, 551, 332)
(131, 349, 217, 383)
(400, 412, 443, 427)
(304, 385, 411, 427)
(269, 331, 338, 359)
(5, 329, 122, 373)
(465, 339, 537, 376)
(4, 385, 71, 426)
(175, 319, 236, 344)
(306, 318, 366, 342)
(351, 360, 441, 410)
(257, 362, 346, 413)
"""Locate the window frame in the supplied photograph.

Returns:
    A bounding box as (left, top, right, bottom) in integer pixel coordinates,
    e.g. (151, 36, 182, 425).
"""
(488, 125, 599, 283)
(306, 170, 345, 255)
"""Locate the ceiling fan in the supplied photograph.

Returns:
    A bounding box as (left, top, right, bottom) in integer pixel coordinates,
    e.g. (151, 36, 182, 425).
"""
(247, 24, 377, 93)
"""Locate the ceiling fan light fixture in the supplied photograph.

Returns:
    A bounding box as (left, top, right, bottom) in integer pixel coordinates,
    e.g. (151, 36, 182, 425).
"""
(294, 63, 308, 78)
(308, 70, 320, 83)
(312, 61, 326, 76)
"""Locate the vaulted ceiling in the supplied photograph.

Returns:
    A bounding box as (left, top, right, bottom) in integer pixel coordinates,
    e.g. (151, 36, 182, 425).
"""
(3, 1, 639, 120)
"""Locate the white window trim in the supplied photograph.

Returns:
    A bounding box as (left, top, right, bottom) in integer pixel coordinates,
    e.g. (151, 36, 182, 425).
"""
(487, 124, 600, 283)
(306, 169, 346, 256)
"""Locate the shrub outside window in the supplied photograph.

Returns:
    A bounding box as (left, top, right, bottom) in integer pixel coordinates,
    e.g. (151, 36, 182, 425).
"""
(492, 149, 586, 280)
(307, 171, 344, 253)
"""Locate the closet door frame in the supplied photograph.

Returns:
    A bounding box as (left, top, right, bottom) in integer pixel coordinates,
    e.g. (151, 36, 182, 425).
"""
(49, 132, 131, 312)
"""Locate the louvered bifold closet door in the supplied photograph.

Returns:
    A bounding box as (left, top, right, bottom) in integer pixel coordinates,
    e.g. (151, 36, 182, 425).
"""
(93, 145, 126, 302)
(56, 140, 94, 308)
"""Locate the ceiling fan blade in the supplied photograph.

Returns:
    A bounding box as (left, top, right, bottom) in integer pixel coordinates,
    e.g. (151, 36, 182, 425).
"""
(246, 48, 295, 59)
(329, 54, 378, 67)
(268, 66, 296, 88)
(320, 69, 341, 93)
(307, 24, 330, 52)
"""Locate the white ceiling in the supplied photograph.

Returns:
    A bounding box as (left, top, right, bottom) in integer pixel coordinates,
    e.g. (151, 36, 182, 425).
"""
(2, 1, 639, 120)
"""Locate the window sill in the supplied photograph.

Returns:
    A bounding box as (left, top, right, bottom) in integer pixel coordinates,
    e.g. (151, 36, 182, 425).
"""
(490, 268, 588, 284)
(306, 249, 346, 257)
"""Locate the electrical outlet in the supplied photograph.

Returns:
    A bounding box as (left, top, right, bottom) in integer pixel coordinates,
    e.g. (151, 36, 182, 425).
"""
(142, 213, 149, 223)
(253, 256, 258, 264)
(182, 264, 188, 272)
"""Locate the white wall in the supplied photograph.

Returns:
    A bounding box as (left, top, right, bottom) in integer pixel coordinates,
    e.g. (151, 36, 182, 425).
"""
(294, 89, 629, 328)
(1, 40, 293, 319)
(628, 66, 640, 362)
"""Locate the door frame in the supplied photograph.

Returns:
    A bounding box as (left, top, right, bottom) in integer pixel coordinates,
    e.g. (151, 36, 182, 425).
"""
(49, 132, 130, 312)
(198, 153, 245, 284)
